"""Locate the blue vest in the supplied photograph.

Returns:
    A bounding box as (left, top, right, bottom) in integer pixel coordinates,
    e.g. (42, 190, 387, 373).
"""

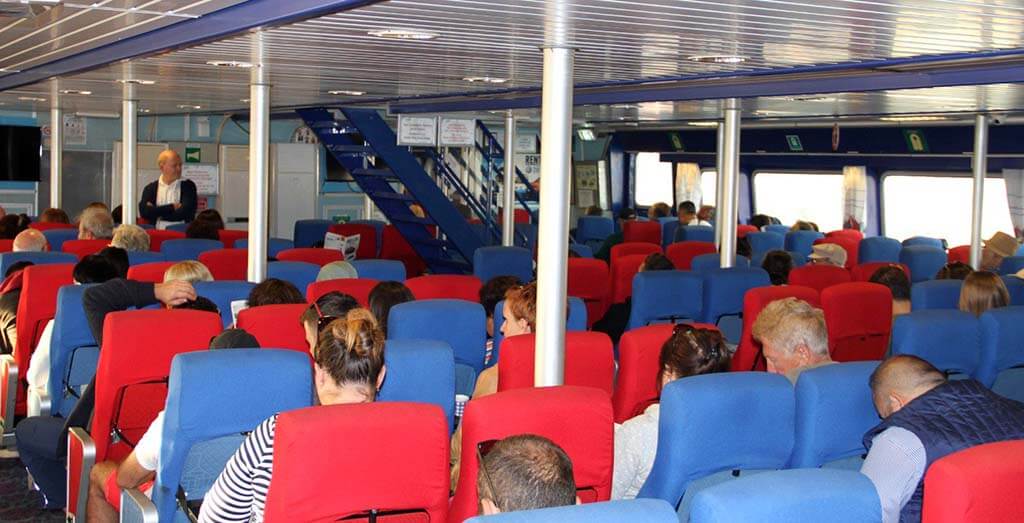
(863, 379, 1024, 523)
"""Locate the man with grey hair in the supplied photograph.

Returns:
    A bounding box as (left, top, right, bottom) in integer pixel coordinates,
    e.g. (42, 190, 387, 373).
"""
(13, 228, 47, 252)
(751, 297, 834, 383)
(78, 207, 114, 240)
(110, 224, 150, 252)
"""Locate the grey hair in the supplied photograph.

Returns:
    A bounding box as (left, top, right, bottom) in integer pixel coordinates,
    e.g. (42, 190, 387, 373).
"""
(751, 297, 830, 357)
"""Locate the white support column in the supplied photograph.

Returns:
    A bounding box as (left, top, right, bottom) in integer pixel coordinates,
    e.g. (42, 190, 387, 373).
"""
(49, 82, 62, 210)
(247, 32, 270, 282)
(121, 82, 138, 225)
(714, 122, 724, 249)
(534, 46, 574, 387)
(969, 114, 988, 270)
(502, 111, 516, 246)
(718, 99, 741, 268)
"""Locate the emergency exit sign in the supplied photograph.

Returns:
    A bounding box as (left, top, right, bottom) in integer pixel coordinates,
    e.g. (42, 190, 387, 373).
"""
(185, 147, 201, 163)
(785, 135, 803, 152)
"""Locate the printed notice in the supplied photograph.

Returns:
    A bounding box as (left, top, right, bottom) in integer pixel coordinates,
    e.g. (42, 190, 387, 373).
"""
(439, 118, 476, 147)
(397, 115, 438, 146)
(183, 164, 220, 195)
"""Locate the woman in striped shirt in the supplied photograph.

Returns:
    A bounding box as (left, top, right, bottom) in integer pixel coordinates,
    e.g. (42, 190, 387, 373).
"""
(198, 308, 387, 523)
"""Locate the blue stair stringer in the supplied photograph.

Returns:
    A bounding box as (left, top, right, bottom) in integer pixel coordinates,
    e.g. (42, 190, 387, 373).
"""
(296, 107, 483, 274)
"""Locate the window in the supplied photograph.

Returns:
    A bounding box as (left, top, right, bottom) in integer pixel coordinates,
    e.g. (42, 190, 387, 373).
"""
(634, 152, 673, 207)
(701, 170, 717, 206)
(883, 173, 1013, 247)
(754, 171, 845, 232)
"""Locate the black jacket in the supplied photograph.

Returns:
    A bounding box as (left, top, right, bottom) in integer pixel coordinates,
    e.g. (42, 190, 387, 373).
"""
(138, 177, 198, 224)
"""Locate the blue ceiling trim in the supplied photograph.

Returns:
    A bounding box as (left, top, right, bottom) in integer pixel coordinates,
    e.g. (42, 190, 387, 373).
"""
(0, 0, 383, 92)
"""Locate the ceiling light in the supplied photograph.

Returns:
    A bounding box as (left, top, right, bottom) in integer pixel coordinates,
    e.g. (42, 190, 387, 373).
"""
(139, 108, 151, 113)
(879, 115, 947, 122)
(0, 68, 20, 73)
(577, 129, 597, 141)
(17, 96, 46, 102)
(59, 89, 91, 95)
(75, 111, 120, 119)
(687, 121, 719, 127)
(784, 96, 831, 102)
(240, 98, 250, 103)
(206, 60, 253, 68)
(177, 104, 202, 110)
(327, 90, 366, 96)
(611, 104, 638, 109)
(463, 76, 508, 84)
(687, 55, 746, 64)
(117, 79, 156, 85)
(367, 29, 438, 40)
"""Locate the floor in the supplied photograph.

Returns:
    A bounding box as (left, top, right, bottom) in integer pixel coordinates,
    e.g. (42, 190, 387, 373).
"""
(0, 449, 64, 522)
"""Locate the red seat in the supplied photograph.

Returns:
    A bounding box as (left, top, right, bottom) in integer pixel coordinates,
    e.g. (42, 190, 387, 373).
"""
(328, 224, 378, 259)
(732, 285, 820, 372)
(497, 332, 615, 396)
(736, 224, 758, 238)
(61, 239, 109, 260)
(821, 282, 892, 362)
(665, 241, 717, 270)
(29, 222, 75, 231)
(814, 236, 859, 269)
(198, 249, 248, 281)
(450, 386, 613, 523)
(237, 304, 310, 354)
(306, 278, 380, 306)
(851, 262, 911, 282)
(127, 262, 176, 283)
(609, 242, 661, 264)
(922, 440, 1024, 523)
(406, 275, 481, 302)
(788, 264, 852, 293)
(568, 258, 610, 328)
(826, 229, 865, 241)
(0, 240, 13, 253)
(144, 229, 186, 252)
(623, 221, 662, 245)
(947, 245, 970, 264)
(276, 248, 344, 267)
(381, 225, 426, 277)
(217, 229, 248, 249)
(614, 323, 720, 423)
(610, 254, 648, 304)
(263, 402, 449, 522)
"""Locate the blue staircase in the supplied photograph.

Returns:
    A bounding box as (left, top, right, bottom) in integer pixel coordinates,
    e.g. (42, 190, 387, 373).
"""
(475, 121, 540, 224)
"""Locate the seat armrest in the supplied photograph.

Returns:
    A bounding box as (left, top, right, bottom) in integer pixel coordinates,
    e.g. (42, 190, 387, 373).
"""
(120, 487, 158, 523)
(0, 355, 18, 448)
(27, 387, 50, 418)
(67, 427, 96, 522)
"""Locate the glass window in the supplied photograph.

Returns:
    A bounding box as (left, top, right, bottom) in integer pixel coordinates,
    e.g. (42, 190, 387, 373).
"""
(634, 152, 673, 207)
(754, 171, 845, 232)
(701, 170, 717, 207)
(883, 173, 1013, 246)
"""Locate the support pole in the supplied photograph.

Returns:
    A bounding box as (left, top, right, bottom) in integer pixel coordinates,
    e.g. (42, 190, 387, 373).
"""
(121, 82, 138, 225)
(49, 82, 62, 210)
(502, 111, 516, 246)
(969, 114, 988, 270)
(247, 32, 270, 282)
(534, 46, 574, 387)
(718, 98, 741, 268)
(714, 122, 724, 249)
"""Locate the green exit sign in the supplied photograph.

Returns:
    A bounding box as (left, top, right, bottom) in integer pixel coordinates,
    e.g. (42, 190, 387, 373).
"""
(185, 147, 201, 163)
(785, 135, 804, 152)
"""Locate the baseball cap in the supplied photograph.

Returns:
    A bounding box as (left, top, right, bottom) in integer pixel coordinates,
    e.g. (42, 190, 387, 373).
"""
(807, 243, 848, 267)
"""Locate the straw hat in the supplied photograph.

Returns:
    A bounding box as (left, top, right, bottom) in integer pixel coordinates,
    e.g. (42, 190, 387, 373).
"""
(808, 243, 848, 267)
(983, 231, 1019, 258)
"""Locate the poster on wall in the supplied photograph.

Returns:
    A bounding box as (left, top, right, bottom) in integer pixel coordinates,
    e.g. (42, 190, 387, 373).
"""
(515, 134, 537, 153)
(63, 115, 87, 145)
(438, 118, 476, 147)
(397, 115, 438, 146)
(516, 153, 541, 184)
(183, 164, 220, 195)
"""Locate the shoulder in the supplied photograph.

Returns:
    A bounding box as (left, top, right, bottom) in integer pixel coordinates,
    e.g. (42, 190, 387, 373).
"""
(871, 426, 924, 455)
(181, 178, 197, 189)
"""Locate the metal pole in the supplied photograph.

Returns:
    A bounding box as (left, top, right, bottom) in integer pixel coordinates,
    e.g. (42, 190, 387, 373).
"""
(121, 82, 138, 225)
(714, 122, 724, 249)
(502, 111, 516, 246)
(247, 33, 270, 282)
(719, 98, 741, 268)
(534, 46, 574, 387)
(969, 114, 988, 270)
(49, 82, 62, 210)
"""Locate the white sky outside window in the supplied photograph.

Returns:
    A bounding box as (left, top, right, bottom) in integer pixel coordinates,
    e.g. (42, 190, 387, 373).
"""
(883, 173, 1013, 246)
(634, 152, 673, 207)
(754, 171, 845, 232)
(701, 170, 717, 206)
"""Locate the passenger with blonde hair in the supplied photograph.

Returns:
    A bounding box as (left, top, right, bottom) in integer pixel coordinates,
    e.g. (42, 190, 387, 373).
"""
(163, 260, 213, 284)
(110, 224, 151, 252)
(958, 271, 1009, 317)
(752, 297, 834, 383)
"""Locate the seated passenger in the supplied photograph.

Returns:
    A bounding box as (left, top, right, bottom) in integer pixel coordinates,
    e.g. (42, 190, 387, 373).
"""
(477, 434, 579, 516)
(749, 214, 774, 230)
(807, 243, 847, 267)
(368, 280, 415, 338)
(593, 253, 675, 344)
(762, 250, 793, 286)
(751, 297, 834, 383)
(199, 309, 386, 523)
(473, 282, 537, 399)
(316, 260, 358, 281)
(110, 224, 151, 252)
(78, 206, 115, 240)
(0, 261, 33, 354)
(677, 201, 710, 227)
(959, 270, 1008, 317)
(164, 260, 214, 284)
(594, 208, 636, 261)
(0, 214, 30, 239)
(935, 261, 971, 280)
(980, 231, 1018, 272)
(246, 278, 305, 307)
(39, 207, 70, 224)
(584, 205, 603, 217)
(185, 209, 225, 241)
(697, 205, 714, 223)
(861, 355, 1024, 523)
(299, 291, 360, 352)
(790, 220, 818, 232)
(98, 247, 129, 279)
(612, 324, 729, 499)
(647, 202, 671, 220)
(13, 228, 47, 252)
(870, 265, 912, 316)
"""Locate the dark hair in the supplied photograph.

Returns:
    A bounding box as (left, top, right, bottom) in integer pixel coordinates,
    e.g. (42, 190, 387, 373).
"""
(658, 324, 730, 393)
(73, 255, 120, 284)
(480, 276, 522, 319)
(736, 237, 752, 259)
(97, 247, 129, 279)
(762, 250, 793, 286)
(678, 201, 696, 215)
(0, 215, 26, 240)
(617, 208, 636, 221)
(870, 265, 911, 300)
(315, 309, 385, 395)
(173, 295, 220, 315)
(300, 291, 360, 329)
(185, 219, 220, 241)
(40, 208, 70, 224)
(749, 214, 773, 230)
(247, 278, 304, 307)
(477, 434, 576, 512)
(4, 260, 33, 278)
(936, 262, 972, 280)
(194, 209, 225, 231)
(210, 328, 260, 350)
(368, 281, 414, 335)
(111, 205, 123, 225)
(585, 205, 603, 217)
(642, 253, 675, 272)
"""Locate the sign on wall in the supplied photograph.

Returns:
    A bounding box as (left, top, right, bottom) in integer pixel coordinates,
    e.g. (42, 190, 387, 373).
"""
(397, 115, 438, 146)
(438, 118, 476, 147)
(515, 134, 538, 153)
(183, 163, 219, 195)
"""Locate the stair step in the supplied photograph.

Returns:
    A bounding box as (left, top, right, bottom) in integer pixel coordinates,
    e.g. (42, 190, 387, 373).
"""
(352, 168, 396, 179)
(326, 144, 373, 155)
(422, 256, 472, 270)
(390, 215, 435, 226)
(367, 191, 415, 202)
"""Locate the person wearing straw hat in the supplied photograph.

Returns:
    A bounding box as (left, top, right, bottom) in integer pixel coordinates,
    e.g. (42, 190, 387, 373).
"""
(981, 231, 1020, 272)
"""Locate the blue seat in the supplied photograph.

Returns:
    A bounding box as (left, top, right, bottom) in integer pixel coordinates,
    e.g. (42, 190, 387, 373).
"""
(661, 219, 680, 248)
(999, 256, 1024, 275)
(515, 223, 538, 253)
(791, 362, 880, 469)
(492, 297, 586, 363)
(638, 373, 795, 515)
(764, 224, 790, 236)
(701, 267, 770, 343)
(388, 299, 487, 375)
(160, 239, 224, 262)
(147, 349, 312, 522)
(788, 251, 808, 268)
(689, 469, 880, 523)
(859, 236, 901, 263)
(293, 219, 331, 248)
(165, 223, 190, 233)
(978, 307, 1024, 401)
(746, 232, 785, 266)
(194, 281, 256, 327)
(690, 254, 750, 274)
(235, 238, 295, 258)
(350, 259, 407, 282)
(379, 339, 456, 431)
(467, 499, 677, 522)
(902, 236, 944, 250)
(576, 216, 614, 244)
(267, 261, 319, 293)
(41, 228, 78, 252)
(474, 246, 533, 284)
(784, 231, 824, 258)
(892, 310, 980, 377)
(48, 285, 98, 418)
(910, 279, 963, 311)
(628, 271, 703, 330)
(1002, 275, 1024, 306)
(0, 251, 77, 276)
(675, 225, 715, 243)
(899, 245, 947, 283)
(569, 243, 593, 258)
(127, 251, 165, 266)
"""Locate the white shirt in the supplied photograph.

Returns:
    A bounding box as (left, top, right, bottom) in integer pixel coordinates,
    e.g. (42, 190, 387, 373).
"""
(26, 319, 54, 416)
(136, 410, 165, 471)
(860, 427, 927, 523)
(686, 218, 711, 227)
(612, 404, 660, 500)
(156, 177, 183, 230)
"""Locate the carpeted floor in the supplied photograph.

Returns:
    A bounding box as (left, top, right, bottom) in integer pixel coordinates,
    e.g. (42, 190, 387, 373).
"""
(0, 456, 64, 522)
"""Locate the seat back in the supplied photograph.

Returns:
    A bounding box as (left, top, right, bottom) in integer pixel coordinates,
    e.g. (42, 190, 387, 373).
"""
(903, 236, 945, 249)
(127, 251, 165, 266)
(821, 282, 892, 361)
(451, 386, 614, 523)
(610, 254, 648, 304)
(858, 236, 901, 263)
(42, 228, 78, 251)
(827, 229, 864, 240)
(900, 245, 947, 283)
(497, 332, 615, 395)
(216, 229, 247, 248)
(690, 253, 751, 273)
(814, 236, 858, 269)
(623, 221, 662, 245)
(568, 258, 609, 327)
(144, 229, 186, 252)
(576, 216, 614, 243)
(236, 304, 310, 354)
(610, 242, 661, 264)
(160, 238, 224, 262)
(389, 299, 487, 373)
(406, 274, 482, 302)
(978, 307, 1024, 400)
(0, 239, 13, 253)
(911, 279, 963, 311)
(197, 248, 247, 281)
(851, 262, 910, 282)
(790, 362, 880, 468)
(328, 223, 378, 259)
(350, 218, 387, 251)
(922, 440, 1024, 523)
(947, 245, 971, 264)
(675, 225, 715, 243)
(1003, 275, 1024, 306)
(292, 219, 331, 248)
(263, 402, 449, 522)
(466, 499, 678, 523)
(732, 285, 820, 372)
(690, 469, 880, 523)
(736, 224, 758, 238)
(746, 232, 785, 264)
(665, 242, 716, 270)
(661, 220, 680, 248)
(276, 247, 344, 266)
(194, 281, 256, 327)
(62, 239, 110, 260)
(788, 264, 851, 293)
(892, 310, 980, 377)
(474, 246, 533, 283)
(306, 278, 379, 306)
(0, 251, 77, 276)
(49, 284, 98, 418)
(235, 238, 295, 258)
(127, 261, 176, 283)
(11, 264, 74, 413)
(628, 271, 703, 330)
(267, 261, 319, 293)
(999, 256, 1024, 275)
(349, 259, 407, 282)
(700, 267, 771, 328)
(154, 350, 312, 521)
(381, 224, 427, 277)
(30, 221, 76, 231)
(380, 339, 456, 431)
(785, 231, 824, 258)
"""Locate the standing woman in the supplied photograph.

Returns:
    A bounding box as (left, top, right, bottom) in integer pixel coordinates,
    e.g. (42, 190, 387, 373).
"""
(139, 150, 198, 229)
